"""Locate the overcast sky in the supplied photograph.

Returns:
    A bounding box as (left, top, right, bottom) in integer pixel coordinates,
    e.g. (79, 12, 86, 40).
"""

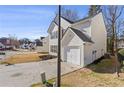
(0, 5, 89, 40)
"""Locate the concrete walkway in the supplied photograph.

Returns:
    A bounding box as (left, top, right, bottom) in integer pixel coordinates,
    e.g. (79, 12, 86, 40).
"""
(0, 58, 81, 87)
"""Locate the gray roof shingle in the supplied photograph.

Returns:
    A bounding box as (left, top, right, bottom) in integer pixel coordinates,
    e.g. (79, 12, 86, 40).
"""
(70, 27, 93, 43)
(54, 15, 74, 25)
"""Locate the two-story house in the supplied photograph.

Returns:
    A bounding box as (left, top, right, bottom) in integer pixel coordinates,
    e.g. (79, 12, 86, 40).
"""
(118, 36, 124, 48)
(48, 12, 107, 67)
(0, 37, 20, 49)
(47, 15, 73, 56)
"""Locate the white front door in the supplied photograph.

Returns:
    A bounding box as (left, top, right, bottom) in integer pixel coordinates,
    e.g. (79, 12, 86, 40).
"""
(66, 46, 80, 65)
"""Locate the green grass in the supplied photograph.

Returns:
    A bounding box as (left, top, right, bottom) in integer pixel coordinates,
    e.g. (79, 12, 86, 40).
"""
(30, 83, 42, 87)
(30, 82, 72, 87)
(0, 61, 7, 64)
(30, 79, 55, 87)
(118, 48, 124, 56)
(96, 59, 112, 67)
(88, 58, 113, 72)
(47, 79, 55, 84)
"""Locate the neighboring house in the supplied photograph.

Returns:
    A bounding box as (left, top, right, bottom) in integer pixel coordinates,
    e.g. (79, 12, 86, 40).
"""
(20, 42, 36, 50)
(35, 36, 49, 52)
(41, 36, 49, 52)
(0, 37, 11, 48)
(0, 37, 20, 49)
(35, 37, 45, 46)
(0, 42, 5, 49)
(118, 36, 124, 48)
(48, 12, 107, 67)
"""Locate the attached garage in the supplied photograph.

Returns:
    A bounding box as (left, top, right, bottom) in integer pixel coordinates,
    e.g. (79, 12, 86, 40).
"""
(65, 46, 81, 65)
(61, 27, 93, 67)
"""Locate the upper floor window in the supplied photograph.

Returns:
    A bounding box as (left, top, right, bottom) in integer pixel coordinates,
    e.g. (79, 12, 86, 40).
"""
(50, 31, 58, 39)
(50, 45, 58, 53)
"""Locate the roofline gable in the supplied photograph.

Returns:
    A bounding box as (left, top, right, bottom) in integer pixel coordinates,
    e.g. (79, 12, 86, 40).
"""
(62, 27, 94, 43)
(54, 14, 74, 24)
(47, 21, 58, 33)
(72, 12, 102, 25)
(69, 28, 94, 43)
(47, 14, 73, 33)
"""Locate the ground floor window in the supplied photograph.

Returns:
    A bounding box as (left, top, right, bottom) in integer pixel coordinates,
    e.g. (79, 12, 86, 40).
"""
(92, 50, 97, 61)
(50, 45, 58, 53)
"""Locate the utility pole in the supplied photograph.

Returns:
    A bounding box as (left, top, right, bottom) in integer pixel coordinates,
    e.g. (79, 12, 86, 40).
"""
(57, 5, 61, 87)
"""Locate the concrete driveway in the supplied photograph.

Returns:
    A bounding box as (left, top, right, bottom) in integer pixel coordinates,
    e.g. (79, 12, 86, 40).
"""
(0, 58, 81, 87)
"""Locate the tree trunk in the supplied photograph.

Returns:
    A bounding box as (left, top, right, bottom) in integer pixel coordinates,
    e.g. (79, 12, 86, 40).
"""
(114, 54, 120, 77)
(111, 39, 115, 55)
(114, 25, 121, 77)
(112, 23, 115, 55)
(112, 22, 121, 77)
(115, 47, 121, 76)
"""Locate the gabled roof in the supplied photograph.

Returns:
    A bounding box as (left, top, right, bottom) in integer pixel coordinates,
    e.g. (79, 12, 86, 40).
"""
(72, 12, 102, 24)
(48, 12, 103, 35)
(47, 21, 57, 33)
(61, 16, 74, 24)
(54, 15, 74, 25)
(54, 12, 102, 25)
(70, 27, 93, 43)
(47, 15, 73, 33)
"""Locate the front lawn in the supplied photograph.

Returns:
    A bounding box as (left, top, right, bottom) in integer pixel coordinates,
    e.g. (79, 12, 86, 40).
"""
(1, 52, 48, 64)
(31, 58, 124, 87)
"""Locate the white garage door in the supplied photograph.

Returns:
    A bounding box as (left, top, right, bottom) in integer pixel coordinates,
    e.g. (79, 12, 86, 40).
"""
(66, 46, 80, 65)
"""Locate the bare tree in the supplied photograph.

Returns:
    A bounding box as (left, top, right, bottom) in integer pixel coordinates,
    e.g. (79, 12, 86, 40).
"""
(103, 5, 124, 77)
(56, 7, 79, 22)
(8, 34, 20, 48)
(116, 19, 124, 38)
(88, 5, 101, 17)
